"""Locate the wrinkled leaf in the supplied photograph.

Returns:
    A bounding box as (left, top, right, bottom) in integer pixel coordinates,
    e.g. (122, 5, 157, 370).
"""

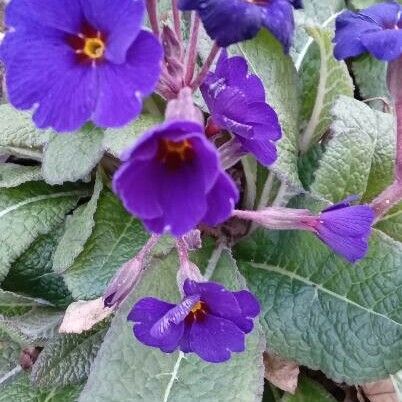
(42, 126, 104, 185)
(235, 228, 402, 383)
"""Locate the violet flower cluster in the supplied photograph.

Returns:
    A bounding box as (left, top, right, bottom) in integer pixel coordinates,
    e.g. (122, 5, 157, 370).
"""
(0, 0, 380, 365)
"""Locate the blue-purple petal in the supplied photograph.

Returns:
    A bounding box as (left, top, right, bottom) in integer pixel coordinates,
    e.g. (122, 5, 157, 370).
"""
(189, 314, 245, 363)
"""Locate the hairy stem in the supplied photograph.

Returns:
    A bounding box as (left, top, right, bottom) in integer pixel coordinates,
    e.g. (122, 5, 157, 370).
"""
(190, 43, 220, 90)
(146, 0, 160, 37)
(172, 0, 182, 42)
(184, 13, 201, 85)
(370, 57, 402, 219)
(370, 180, 402, 221)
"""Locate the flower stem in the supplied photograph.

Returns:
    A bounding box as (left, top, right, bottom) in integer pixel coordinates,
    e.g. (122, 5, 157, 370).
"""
(172, 0, 182, 43)
(370, 56, 402, 220)
(146, 0, 160, 37)
(184, 13, 201, 85)
(370, 180, 402, 221)
(190, 42, 220, 90)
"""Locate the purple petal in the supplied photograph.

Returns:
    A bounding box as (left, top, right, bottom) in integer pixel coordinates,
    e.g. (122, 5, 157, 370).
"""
(261, 0, 295, 52)
(361, 29, 402, 61)
(334, 11, 380, 60)
(32, 65, 97, 132)
(0, 30, 79, 113)
(202, 172, 239, 226)
(81, 0, 145, 64)
(179, 0, 262, 48)
(179, 325, 192, 353)
(229, 291, 260, 333)
(238, 131, 278, 167)
(122, 30, 164, 96)
(92, 63, 142, 128)
(183, 280, 243, 318)
(322, 195, 360, 212)
(113, 159, 163, 220)
(320, 205, 375, 236)
(5, 0, 84, 33)
(189, 314, 245, 363)
(128, 297, 184, 353)
(316, 228, 370, 264)
(361, 2, 402, 27)
(150, 295, 200, 338)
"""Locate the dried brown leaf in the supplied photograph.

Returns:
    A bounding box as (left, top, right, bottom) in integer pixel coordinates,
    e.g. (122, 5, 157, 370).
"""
(359, 379, 398, 402)
(59, 298, 113, 334)
(264, 351, 300, 394)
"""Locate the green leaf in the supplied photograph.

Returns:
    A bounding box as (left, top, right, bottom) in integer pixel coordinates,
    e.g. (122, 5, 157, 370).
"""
(230, 30, 301, 188)
(3, 225, 73, 307)
(376, 204, 402, 243)
(79, 251, 265, 402)
(60, 188, 148, 300)
(352, 54, 389, 111)
(310, 96, 391, 202)
(235, 228, 402, 384)
(0, 105, 53, 150)
(362, 109, 395, 202)
(0, 181, 86, 282)
(53, 175, 103, 276)
(293, 0, 345, 66)
(2, 308, 63, 344)
(0, 164, 42, 188)
(299, 26, 354, 153)
(31, 324, 108, 388)
(0, 330, 22, 378)
(282, 377, 336, 402)
(42, 126, 105, 185)
(0, 373, 83, 402)
(0, 290, 51, 317)
(349, 0, 402, 9)
(103, 114, 161, 157)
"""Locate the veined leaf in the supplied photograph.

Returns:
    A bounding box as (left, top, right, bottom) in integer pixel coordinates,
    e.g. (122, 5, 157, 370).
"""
(42, 125, 105, 185)
(235, 228, 402, 384)
(299, 26, 354, 153)
(0, 181, 86, 282)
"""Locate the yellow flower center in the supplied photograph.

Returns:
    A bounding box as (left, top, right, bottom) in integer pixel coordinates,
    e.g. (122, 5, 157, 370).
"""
(83, 37, 105, 60)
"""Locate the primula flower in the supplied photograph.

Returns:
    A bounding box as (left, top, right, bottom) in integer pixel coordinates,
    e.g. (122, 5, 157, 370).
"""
(201, 51, 281, 167)
(178, 0, 300, 51)
(128, 279, 260, 363)
(234, 198, 375, 263)
(334, 1, 402, 61)
(0, 0, 163, 132)
(113, 120, 239, 237)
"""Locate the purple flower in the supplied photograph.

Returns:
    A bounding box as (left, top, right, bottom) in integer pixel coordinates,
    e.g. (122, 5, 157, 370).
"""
(0, 0, 163, 132)
(201, 51, 281, 167)
(178, 0, 299, 51)
(313, 199, 375, 263)
(128, 279, 260, 362)
(234, 197, 375, 263)
(113, 120, 239, 237)
(334, 2, 402, 61)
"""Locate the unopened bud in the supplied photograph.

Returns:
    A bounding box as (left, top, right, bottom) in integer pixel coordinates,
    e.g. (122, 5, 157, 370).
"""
(165, 87, 204, 125)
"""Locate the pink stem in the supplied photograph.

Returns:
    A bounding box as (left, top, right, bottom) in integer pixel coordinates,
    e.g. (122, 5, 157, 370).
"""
(172, 0, 182, 43)
(146, 0, 160, 37)
(190, 42, 220, 91)
(370, 181, 402, 220)
(370, 57, 402, 220)
(184, 13, 201, 85)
